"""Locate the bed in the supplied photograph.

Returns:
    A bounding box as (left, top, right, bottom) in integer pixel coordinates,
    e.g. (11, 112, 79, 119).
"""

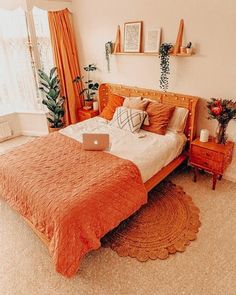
(0, 83, 199, 277)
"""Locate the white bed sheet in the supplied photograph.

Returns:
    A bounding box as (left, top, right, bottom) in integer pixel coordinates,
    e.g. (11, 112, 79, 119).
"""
(60, 117, 187, 183)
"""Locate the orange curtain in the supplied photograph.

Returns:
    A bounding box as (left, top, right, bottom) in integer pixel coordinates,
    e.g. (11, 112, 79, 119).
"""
(48, 9, 82, 125)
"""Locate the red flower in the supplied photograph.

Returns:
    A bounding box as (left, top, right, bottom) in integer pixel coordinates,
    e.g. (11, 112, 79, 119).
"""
(211, 106, 222, 116)
(215, 100, 222, 107)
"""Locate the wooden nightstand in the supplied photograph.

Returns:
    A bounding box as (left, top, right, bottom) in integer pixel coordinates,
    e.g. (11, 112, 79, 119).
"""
(189, 137, 234, 190)
(78, 108, 99, 122)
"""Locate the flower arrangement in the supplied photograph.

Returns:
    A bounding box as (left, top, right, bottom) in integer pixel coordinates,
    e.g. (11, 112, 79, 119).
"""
(207, 98, 236, 144)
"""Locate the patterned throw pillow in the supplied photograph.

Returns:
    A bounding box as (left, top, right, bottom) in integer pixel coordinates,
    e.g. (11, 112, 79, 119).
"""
(110, 106, 147, 133)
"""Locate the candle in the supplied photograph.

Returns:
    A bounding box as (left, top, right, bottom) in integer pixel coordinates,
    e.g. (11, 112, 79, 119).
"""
(93, 101, 99, 111)
(200, 129, 209, 142)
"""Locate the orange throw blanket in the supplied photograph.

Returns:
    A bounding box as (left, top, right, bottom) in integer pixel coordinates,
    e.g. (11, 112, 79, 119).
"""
(0, 133, 147, 277)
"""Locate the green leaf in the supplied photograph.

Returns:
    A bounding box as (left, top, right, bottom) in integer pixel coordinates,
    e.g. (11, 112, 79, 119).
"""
(49, 67, 57, 79)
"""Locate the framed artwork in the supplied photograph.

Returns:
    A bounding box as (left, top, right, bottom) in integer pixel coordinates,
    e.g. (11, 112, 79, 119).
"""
(123, 21, 143, 53)
(144, 28, 161, 53)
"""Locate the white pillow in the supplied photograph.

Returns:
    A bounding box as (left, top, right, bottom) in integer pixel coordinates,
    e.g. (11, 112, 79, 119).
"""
(123, 97, 149, 126)
(110, 106, 147, 133)
(123, 96, 142, 107)
(167, 107, 189, 133)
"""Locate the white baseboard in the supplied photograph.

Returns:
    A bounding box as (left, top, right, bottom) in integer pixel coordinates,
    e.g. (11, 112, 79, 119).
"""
(21, 131, 49, 137)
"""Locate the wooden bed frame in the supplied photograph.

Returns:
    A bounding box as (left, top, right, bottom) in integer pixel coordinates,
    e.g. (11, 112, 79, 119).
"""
(99, 83, 199, 191)
(25, 83, 199, 249)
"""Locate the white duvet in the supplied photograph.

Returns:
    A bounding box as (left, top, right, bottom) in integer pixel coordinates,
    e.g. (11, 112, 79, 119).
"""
(60, 117, 187, 183)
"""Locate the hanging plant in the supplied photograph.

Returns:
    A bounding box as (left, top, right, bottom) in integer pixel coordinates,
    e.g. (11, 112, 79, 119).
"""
(105, 41, 113, 73)
(159, 43, 173, 92)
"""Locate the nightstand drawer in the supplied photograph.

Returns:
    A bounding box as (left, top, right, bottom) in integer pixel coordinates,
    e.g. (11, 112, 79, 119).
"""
(79, 113, 90, 121)
(190, 156, 223, 172)
(191, 145, 222, 162)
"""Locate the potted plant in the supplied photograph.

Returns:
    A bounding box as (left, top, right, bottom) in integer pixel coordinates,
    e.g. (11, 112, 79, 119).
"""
(105, 41, 113, 72)
(38, 67, 65, 132)
(73, 64, 99, 109)
(159, 43, 173, 92)
(186, 42, 193, 54)
(207, 98, 236, 144)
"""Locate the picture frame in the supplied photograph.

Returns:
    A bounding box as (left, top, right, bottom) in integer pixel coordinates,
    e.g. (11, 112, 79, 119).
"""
(144, 28, 161, 53)
(123, 21, 143, 53)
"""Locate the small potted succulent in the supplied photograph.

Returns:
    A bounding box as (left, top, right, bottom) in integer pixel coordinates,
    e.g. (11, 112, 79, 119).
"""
(38, 67, 65, 132)
(73, 64, 99, 109)
(186, 42, 193, 54)
(159, 43, 173, 92)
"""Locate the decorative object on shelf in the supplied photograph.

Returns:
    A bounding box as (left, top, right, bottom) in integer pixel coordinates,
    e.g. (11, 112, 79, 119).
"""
(38, 67, 65, 132)
(186, 42, 193, 54)
(144, 28, 161, 53)
(124, 21, 143, 53)
(207, 98, 236, 144)
(73, 64, 99, 109)
(105, 41, 113, 73)
(173, 19, 184, 54)
(114, 25, 121, 53)
(200, 129, 209, 142)
(159, 43, 173, 92)
(180, 46, 186, 54)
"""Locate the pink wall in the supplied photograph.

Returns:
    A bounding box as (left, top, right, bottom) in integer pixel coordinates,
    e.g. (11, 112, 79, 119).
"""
(72, 0, 236, 180)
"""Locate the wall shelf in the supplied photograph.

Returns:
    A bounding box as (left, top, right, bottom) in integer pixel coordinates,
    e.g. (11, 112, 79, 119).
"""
(112, 52, 194, 57)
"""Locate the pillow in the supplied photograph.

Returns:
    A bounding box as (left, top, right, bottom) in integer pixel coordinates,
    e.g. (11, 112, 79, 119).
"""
(100, 93, 125, 120)
(110, 106, 147, 133)
(123, 96, 142, 107)
(123, 97, 150, 125)
(142, 102, 175, 135)
(168, 107, 189, 133)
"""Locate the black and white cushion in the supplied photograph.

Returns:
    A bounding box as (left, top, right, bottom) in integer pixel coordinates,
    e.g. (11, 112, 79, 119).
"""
(110, 106, 147, 133)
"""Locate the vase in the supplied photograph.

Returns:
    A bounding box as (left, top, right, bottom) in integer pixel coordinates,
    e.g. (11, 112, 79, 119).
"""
(215, 123, 228, 144)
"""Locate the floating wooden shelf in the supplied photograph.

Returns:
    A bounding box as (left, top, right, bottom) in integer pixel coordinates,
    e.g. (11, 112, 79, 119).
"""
(112, 52, 194, 57)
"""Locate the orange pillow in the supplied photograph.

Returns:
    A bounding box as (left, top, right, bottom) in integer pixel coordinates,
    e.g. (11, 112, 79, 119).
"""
(100, 93, 125, 120)
(143, 102, 175, 135)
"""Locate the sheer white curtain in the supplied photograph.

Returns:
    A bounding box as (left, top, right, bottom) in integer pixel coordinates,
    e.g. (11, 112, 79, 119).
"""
(33, 7, 54, 74)
(0, 8, 38, 112)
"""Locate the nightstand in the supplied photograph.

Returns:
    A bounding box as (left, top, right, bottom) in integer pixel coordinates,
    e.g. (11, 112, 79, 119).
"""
(189, 137, 234, 190)
(78, 108, 99, 122)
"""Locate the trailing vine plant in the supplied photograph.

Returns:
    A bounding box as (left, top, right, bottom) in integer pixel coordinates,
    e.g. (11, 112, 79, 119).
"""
(105, 41, 113, 73)
(159, 43, 173, 92)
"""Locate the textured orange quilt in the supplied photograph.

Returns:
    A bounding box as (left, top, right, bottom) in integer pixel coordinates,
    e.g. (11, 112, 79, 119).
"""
(0, 132, 147, 277)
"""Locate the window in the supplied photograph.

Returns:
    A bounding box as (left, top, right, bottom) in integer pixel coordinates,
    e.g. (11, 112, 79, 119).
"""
(0, 8, 54, 113)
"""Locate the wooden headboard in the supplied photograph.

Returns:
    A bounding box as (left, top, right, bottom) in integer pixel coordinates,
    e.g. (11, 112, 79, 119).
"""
(99, 83, 199, 142)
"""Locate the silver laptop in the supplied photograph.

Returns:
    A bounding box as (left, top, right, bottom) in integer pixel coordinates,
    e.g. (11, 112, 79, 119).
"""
(82, 133, 110, 151)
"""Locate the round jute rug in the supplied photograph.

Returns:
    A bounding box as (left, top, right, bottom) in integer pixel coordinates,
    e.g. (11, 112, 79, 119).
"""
(102, 181, 201, 262)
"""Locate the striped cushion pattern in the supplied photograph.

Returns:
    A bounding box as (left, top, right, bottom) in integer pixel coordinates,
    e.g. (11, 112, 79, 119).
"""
(110, 106, 147, 133)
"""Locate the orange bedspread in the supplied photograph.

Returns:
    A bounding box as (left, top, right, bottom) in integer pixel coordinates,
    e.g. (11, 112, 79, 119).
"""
(0, 132, 147, 277)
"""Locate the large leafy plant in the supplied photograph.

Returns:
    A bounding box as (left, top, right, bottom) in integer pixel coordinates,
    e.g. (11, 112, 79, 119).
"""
(38, 67, 65, 128)
(159, 43, 173, 92)
(73, 64, 99, 101)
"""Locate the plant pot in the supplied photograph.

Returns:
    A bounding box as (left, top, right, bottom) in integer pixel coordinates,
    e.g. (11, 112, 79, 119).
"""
(186, 48, 193, 54)
(48, 126, 62, 133)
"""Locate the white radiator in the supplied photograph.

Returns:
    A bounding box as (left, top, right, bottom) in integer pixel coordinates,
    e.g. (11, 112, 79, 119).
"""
(0, 121, 12, 142)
